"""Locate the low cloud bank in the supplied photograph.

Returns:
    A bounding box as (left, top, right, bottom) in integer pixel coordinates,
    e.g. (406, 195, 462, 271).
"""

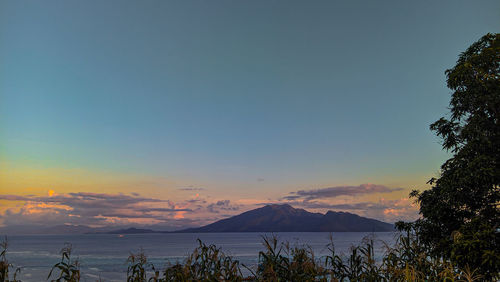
(0, 183, 417, 230)
(0, 192, 237, 228)
(283, 184, 403, 201)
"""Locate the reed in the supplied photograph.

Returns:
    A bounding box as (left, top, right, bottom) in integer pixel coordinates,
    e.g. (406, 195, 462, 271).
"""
(0, 237, 20, 282)
(47, 243, 80, 282)
(0, 232, 496, 282)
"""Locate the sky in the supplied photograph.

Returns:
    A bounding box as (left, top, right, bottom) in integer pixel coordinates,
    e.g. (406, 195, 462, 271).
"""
(0, 0, 498, 230)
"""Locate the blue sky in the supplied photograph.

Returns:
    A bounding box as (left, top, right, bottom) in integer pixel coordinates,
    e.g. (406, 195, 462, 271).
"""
(0, 0, 498, 227)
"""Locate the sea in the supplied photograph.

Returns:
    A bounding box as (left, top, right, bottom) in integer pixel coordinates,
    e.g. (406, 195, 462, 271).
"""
(3, 232, 396, 281)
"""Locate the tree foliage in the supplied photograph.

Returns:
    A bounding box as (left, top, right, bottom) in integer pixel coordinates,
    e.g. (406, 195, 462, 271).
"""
(410, 33, 500, 279)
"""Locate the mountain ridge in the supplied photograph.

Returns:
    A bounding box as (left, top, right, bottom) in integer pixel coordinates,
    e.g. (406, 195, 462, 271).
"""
(0, 205, 394, 234)
(176, 204, 394, 232)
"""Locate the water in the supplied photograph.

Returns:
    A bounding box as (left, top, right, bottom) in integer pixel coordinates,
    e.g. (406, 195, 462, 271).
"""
(3, 232, 396, 281)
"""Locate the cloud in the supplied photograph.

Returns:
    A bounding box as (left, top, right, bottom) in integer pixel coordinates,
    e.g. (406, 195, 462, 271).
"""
(283, 184, 403, 201)
(261, 183, 418, 222)
(206, 200, 240, 213)
(0, 192, 248, 229)
(185, 198, 206, 204)
(138, 208, 192, 213)
(178, 187, 206, 191)
(0, 183, 415, 228)
(275, 197, 419, 223)
(0, 192, 193, 227)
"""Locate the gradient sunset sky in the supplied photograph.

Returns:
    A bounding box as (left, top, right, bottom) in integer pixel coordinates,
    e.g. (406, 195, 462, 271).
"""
(1, 0, 498, 230)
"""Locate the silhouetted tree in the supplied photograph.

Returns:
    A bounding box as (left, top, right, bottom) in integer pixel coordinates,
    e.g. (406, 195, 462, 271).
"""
(410, 33, 499, 279)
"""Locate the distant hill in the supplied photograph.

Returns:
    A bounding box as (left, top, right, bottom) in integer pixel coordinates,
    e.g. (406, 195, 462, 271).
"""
(0, 224, 112, 235)
(177, 204, 394, 232)
(0, 205, 394, 235)
(101, 227, 159, 234)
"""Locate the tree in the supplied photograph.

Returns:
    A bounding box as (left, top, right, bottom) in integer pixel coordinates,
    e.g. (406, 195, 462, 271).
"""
(411, 33, 499, 279)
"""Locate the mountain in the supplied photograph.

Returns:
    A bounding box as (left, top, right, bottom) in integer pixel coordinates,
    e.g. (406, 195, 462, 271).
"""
(177, 204, 394, 232)
(0, 224, 112, 235)
(101, 227, 158, 234)
(0, 205, 394, 235)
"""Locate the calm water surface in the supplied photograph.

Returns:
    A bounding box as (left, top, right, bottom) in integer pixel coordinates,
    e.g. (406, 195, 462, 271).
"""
(4, 232, 396, 281)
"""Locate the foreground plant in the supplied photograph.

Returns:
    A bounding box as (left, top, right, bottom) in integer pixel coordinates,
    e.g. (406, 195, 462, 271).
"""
(47, 243, 80, 282)
(0, 238, 21, 282)
(2, 232, 496, 281)
(162, 239, 243, 282)
(126, 248, 154, 282)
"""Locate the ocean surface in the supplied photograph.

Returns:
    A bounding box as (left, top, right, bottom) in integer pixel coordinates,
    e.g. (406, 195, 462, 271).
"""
(3, 232, 396, 281)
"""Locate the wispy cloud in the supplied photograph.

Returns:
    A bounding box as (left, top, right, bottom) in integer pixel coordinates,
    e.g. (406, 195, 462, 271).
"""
(177, 187, 206, 191)
(282, 184, 403, 201)
(207, 200, 240, 213)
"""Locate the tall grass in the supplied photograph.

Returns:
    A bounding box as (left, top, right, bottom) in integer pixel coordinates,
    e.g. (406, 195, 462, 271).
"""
(47, 243, 80, 282)
(161, 239, 243, 281)
(0, 232, 496, 281)
(0, 237, 20, 282)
